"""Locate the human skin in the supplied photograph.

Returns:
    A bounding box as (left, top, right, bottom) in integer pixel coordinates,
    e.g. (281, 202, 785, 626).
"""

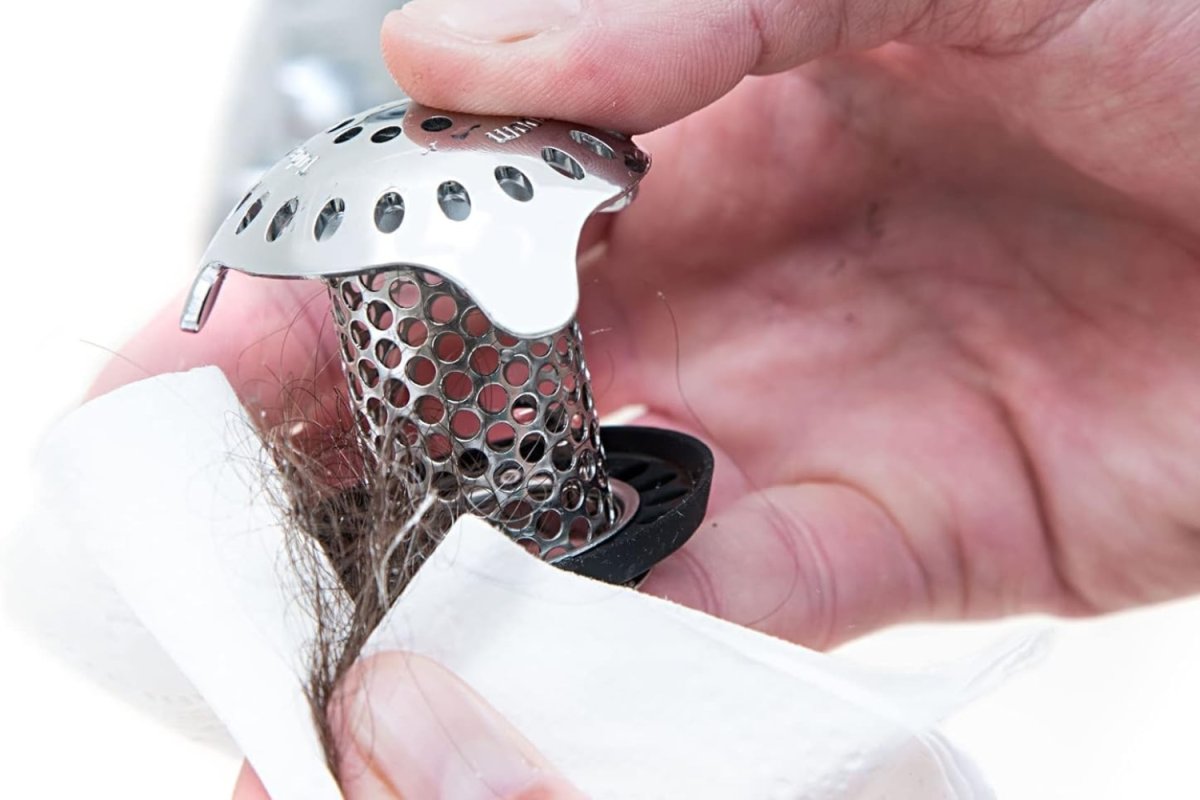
(88, 0, 1200, 797)
(379, 0, 1200, 644)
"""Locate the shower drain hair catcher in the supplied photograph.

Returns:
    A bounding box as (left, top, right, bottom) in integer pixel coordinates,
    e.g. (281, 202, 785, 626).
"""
(180, 99, 712, 584)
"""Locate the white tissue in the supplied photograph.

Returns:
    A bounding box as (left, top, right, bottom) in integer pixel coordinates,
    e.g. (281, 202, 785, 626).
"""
(8, 368, 1021, 799)
(370, 520, 1001, 799)
(25, 368, 340, 799)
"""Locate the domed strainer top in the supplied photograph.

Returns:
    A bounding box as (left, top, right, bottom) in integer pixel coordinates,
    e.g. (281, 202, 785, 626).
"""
(182, 99, 650, 337)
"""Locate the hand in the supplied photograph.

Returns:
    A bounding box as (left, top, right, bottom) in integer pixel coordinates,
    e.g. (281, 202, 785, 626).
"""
(95, 0, 1200, 646)
(231, 654, 584, 799)
(90, 1, 1200, 796)
(379, 0, 1200, 647)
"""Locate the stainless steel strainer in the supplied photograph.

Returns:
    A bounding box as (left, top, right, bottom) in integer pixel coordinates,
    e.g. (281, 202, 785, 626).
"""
(182, 99, 711, 582)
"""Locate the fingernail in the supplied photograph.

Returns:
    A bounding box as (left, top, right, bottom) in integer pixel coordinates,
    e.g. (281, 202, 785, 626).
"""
(334, 653, 577, 800)
(394, 0, 582, 44)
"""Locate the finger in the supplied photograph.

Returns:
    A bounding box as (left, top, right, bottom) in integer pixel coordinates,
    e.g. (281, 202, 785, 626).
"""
(382, 0, 1072, 132)
(330, 652, 585, 800)
(641, 482, 936, 649)
(231, 762, 271, 800)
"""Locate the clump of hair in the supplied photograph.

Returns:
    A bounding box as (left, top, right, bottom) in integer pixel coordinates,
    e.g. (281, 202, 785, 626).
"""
(255, 377, 451, 777)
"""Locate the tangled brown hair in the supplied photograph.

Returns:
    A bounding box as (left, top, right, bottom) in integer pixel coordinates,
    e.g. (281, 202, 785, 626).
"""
(255, 376, 449, 776)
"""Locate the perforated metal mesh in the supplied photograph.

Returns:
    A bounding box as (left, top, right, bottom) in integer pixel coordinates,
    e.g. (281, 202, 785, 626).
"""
(330, 267, 621, 559)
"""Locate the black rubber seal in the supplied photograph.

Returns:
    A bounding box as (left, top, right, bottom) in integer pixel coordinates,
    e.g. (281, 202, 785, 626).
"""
(557, 426, 714, 586)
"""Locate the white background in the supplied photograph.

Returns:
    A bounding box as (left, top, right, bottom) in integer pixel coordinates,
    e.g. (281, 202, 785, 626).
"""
(1, 1, 1199, 798)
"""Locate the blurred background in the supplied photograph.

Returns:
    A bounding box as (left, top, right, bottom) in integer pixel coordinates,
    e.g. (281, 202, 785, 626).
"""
(1, 1, 1198, 797)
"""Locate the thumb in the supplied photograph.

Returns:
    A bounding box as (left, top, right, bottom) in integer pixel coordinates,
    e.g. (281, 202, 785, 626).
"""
(330, 653, 584, 800)
(382, 0, 1075, 132)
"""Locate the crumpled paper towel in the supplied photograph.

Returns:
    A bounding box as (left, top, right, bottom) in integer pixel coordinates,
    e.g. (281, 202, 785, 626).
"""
(6, 367, 1042, 798)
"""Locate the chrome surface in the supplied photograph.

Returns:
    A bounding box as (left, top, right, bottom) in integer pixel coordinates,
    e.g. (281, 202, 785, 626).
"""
(331, 266, 631, 556)
(185, 99, 649, 337)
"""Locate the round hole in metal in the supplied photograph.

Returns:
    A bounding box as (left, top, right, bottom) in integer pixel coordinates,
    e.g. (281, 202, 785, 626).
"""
(371, 126, 403, 143)
(442, 371, 473, 402)
(314, 198, 345, 242)
(421, 116, 454, 132)
(528, 471, 555, 503)
(341, 281, 363, 311)
(478, 384, 509, 415)
(561, 479, 583, 512)
(401, 318, 429, 347)
(334, 126, 364, 144)
(236, 194, 268, 234)
(407, 356, 436, 386)
(536, 510, 563, 540)
(579, 449, 598, 481)
(375, 339, 401, 369)
(349, 320, 370, 350)
(416, 396, 446, 424)
(569, 413, 586, 443)
(570, 130, 616, 159)
(400, 420, 421, 447)
(512, 394, 539, 426)
(494, 166, 534, 202)
(486, 422, 516, 452)
(542, 146, 586, 180)
(494, 462, 525, 492)
(568, 517, 591, 547)
(385, 379, 410, 408)
(469, 346, 500, 376)
(428, 294, 459, 325)
(358, 360, 380, 388)
(519, 433, 547, 463)
(451, 409, 482, 440)
(389, 279, 420, 308)
(552, 441, 575, 472)
(460, 451, 490, 480)
(586, 488, 608, 518)
(366, 301, 394, 330)
(431, 471, 459, 500)
(374, 192, 406, 233)
(504, 358, 531, 387)
(462, 308, 491, 337)
(434, 332, 466, 363)
(437, 181, 472, 221)
(536, 363, 560, 397)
